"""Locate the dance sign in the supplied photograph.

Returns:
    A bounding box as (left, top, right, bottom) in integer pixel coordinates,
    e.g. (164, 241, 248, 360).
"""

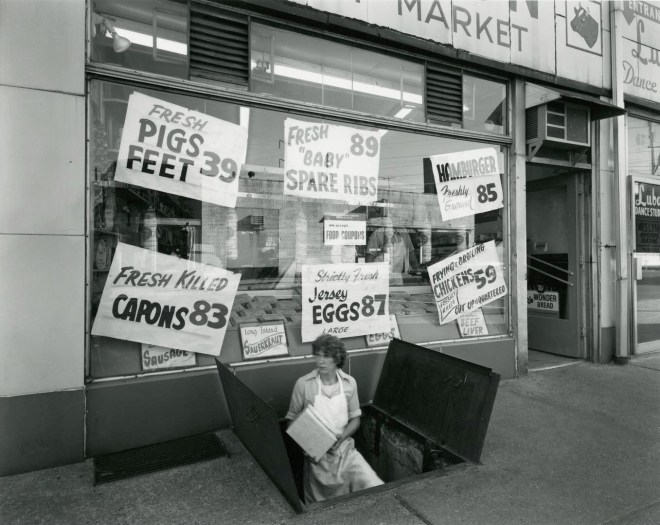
(284, 118, 381, 204)
(92, 243, 241, 356)
(115, 92, 248, 208)
(301, 262, 390, 342)
(430, 148, 503, 221)
(427, 241, 507, 325)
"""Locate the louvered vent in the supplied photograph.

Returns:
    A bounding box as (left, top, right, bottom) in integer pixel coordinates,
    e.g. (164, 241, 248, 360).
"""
(426, 63, 463, 126)
(189, 2, 249, 85)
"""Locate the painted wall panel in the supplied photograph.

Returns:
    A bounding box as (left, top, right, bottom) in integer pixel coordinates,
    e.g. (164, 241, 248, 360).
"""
(0, 86, 85, 235)
(0, 235, 85, 396)
(621, 39, 660, 104)
(556, 8, 605, 89)
(510, 0, 556, 74)
(0, 0, 84, 95)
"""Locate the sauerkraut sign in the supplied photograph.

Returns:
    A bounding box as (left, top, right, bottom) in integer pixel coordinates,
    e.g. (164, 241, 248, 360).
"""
(115, 92, 248, 208)
(284, 118, 381, 204)
(301, 263, 390, 341)
(428, 241, 507, 324)
(430, 148, 503, 221)
(92, 243, 241, 356)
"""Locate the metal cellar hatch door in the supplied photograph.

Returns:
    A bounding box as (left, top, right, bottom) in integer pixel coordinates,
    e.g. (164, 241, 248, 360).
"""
(216, 362, 302, 513)
(526, 172, 583, 358)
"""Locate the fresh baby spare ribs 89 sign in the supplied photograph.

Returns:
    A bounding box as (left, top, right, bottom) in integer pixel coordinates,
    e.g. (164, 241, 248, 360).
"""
(301, 263, 390, 342)
(91, 243, 241, 356)
(284, 118, 381, 204)
(114, 92, 247, 208)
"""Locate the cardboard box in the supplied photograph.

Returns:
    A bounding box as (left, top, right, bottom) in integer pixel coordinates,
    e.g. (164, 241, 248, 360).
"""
(286, 405, 337, 462)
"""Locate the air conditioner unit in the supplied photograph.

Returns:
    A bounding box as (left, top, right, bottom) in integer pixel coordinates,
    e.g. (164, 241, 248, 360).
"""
(526, 101, 590, 148)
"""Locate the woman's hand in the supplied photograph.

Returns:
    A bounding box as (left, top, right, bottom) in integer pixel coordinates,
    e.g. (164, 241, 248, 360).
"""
(329, 432, 344, 454)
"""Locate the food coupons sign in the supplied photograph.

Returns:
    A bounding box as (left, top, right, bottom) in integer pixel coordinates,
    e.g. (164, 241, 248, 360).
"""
(428, 241, 507, 324)
(115, 92, 248, 208)
(301, 263, 390, 342)
(284, 118, 381, 204)
(324, 216, 367, 246)
(92, 243, 241, 356)
(430, 148, 503, 221)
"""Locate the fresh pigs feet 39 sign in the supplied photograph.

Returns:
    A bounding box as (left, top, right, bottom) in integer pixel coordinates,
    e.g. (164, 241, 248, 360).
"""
(114, 92, 248, 208)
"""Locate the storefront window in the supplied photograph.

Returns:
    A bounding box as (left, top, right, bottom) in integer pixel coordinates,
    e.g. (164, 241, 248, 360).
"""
(463, 75, 508, 135)
(88, 79, 509, 380)
(628, 116, 660, 178)
(91, 0, 189, 78)
(250, 23, 425, 123)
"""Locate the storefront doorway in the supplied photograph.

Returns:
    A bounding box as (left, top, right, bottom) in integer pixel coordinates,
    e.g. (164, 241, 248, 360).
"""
(526, 168, 587, 358)
(632, 177, 660, 354)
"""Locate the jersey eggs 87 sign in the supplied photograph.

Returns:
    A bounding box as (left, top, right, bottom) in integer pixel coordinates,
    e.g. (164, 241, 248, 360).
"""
(114, 92, 248, 209)
(301, 263, 390, 342)
(91, 243, 241, 356)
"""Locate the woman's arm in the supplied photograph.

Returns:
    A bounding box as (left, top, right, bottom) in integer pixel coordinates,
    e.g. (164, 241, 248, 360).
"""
(329, 416, 360, 453)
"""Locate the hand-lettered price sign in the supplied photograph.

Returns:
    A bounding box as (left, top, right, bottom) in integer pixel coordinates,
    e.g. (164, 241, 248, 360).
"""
(429, 147, 503, 221)
(92, 243, 241, 356)
(366, 314, 401, 347)
(301, 263, 390, 342)
(427, 241, 507, 325)
(115, 92, 247, 208)
(284, 118, 381, 205)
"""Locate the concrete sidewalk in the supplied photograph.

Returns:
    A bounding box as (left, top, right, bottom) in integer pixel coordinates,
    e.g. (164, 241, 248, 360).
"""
(2, 354, 660, 525)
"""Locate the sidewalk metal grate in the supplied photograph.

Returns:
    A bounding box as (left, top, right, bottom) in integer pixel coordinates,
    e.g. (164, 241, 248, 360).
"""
(93, 433, 228, 485)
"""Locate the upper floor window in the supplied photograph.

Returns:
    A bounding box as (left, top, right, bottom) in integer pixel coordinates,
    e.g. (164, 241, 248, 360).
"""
(250, 23, 425, 123)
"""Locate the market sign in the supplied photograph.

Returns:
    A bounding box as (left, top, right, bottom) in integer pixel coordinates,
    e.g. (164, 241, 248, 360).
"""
(284, 118, 381, 204)
(526, 290, 560, 314)
(324, 216, 367, 246)
(239, 321, 289, 360)
(290, 0, 608, 90)
(115, 92, 248, 208)
(457, 309, 488, 337)
(635, 182, 660, 253)
(301, 262, 390, 342)
(92, 243, 241, 356)
(427, 240, 507, 325)
(429, 147, 503, 221)
(141, 344, 196, 371)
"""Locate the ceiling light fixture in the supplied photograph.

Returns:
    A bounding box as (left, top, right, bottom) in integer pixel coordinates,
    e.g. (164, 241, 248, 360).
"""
(102, 18, 132, 53)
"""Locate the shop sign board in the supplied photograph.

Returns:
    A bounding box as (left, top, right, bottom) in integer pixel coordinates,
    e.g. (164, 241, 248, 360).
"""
(292, 0, 616, 88)
(526, 290, 560, 314)
(239, 321, 289, 360)
(115, 92, 248, 208)
(324, 216, 367, 245)
(620, 11, 660, 105)
(141, 344, 196, 371)
(301, 262, 390, 342)
(427, 240, 507, 325)
(92, 242, 241, 356)
(284, 118, 381, 205)
(457, 309, 488, 337)
(429, 147, 503, 221)
(366, 314, 401, 347)
(635, 182, 660, 252)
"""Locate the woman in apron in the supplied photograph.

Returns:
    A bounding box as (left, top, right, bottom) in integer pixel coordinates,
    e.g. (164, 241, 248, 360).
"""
(286, 334, 384, 503)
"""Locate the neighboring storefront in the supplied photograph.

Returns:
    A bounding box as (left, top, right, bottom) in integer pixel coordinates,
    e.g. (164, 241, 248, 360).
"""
(1, 0, 656, 476)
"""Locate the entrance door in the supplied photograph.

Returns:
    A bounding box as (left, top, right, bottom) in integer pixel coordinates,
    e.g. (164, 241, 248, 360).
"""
(526, 170, 585, 358)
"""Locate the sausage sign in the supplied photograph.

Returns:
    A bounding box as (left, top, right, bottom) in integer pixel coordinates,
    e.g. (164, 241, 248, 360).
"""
(427, 241, 507, 325)
(301, 263, 390, 342)
(430, 148, 503, 221)
(115, 92, 248, 208)
(284, 118, 381, 204)
(92, 243, 241, 356)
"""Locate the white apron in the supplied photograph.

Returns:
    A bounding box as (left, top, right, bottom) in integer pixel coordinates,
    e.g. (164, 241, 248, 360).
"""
(303, 372, 383, 503)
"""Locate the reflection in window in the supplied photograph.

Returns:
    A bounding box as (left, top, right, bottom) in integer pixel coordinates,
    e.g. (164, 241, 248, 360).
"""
(463, 75, 507, 135)
(628, 117, 660, 178)
(250, 24, 425, 122)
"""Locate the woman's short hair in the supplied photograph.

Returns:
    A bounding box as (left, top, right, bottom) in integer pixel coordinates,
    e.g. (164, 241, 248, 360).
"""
(312, 334, 347, 369)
